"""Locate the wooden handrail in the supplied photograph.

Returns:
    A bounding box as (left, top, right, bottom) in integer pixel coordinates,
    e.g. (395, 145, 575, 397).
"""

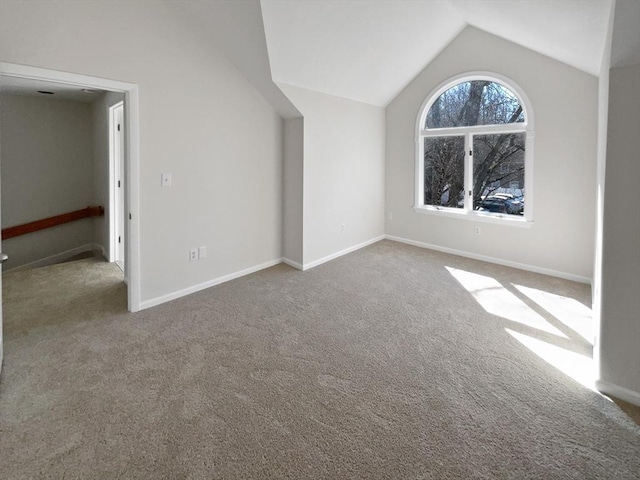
(1, 206, 104, 240)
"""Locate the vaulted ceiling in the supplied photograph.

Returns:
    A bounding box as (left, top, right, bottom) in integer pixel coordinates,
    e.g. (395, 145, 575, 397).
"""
(261, 0, 614, 106)
(2, 1, 635, 120)
(168, 0, 635, 116)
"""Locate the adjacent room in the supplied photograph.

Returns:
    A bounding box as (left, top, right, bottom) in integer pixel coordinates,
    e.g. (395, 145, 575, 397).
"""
(0, 0, 638, 478)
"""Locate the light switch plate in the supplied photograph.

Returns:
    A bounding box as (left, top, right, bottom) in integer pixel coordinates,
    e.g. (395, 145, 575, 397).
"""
(161, 173, 172, 187)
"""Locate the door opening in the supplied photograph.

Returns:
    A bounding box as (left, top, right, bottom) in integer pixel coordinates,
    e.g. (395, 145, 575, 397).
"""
(0, 62, 141, 377)
(0, 62, 141, 315)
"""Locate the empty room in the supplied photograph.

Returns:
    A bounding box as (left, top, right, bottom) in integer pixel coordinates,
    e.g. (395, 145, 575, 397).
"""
(0, 0, 638, 478)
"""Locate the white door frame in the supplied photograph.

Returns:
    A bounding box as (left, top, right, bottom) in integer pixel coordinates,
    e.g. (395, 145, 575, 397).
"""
(0, 62, 142, 312)
(109, 101, 125, 271)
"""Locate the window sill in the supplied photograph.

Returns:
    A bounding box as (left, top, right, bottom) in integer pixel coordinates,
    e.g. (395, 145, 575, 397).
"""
(413, 206, 533, 228)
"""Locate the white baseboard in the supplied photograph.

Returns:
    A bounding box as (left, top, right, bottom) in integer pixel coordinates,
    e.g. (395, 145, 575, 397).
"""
(139, 258, 283, 310)
(140, 237, 384, 310)
(282, 258, 303, 270)
(3, 243, 103, 273)
(596, 379, 640, 407)
(385, 234, 591, 284)
(302, 235, 386, 271)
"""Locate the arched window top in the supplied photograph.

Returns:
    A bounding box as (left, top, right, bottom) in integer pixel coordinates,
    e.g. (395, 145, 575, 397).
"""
(414, 73, 535, 224)
(425, 80, 525, 129)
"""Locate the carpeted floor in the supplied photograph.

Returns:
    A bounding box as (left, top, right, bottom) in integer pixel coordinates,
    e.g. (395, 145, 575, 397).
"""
(0, 240, 638, 479)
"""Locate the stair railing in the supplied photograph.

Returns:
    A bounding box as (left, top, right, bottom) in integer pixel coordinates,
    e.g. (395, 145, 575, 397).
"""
(1, 206, 105, 240)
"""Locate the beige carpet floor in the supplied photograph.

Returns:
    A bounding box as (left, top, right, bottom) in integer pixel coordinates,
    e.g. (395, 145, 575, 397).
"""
(0, 240, 638, 479)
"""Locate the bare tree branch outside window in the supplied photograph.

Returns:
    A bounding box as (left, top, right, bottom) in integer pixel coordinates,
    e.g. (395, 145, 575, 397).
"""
(423, 81, 526, 215)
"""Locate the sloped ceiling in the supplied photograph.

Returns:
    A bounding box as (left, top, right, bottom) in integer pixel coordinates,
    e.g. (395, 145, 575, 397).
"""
(166, 0, 300, 118)
(261, 0, 613, 106)
(261, 0, 466, 106)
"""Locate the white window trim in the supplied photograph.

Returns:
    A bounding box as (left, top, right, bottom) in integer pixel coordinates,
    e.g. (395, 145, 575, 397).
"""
(414, 72, 535, 224)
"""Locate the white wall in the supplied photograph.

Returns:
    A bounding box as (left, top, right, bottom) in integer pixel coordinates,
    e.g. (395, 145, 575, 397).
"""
(282, 117, 304, 265)
(385, 26, 598, 280)
(0, 0, 284, 304)
(598, 63, 640, 402)
(92, 91, 125, 259)
(278, 84, 385, 267)
(0, 94, 95, 269)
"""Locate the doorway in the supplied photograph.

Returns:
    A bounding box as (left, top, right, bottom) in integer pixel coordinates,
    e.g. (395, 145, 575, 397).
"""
(0, 62, 141, 313)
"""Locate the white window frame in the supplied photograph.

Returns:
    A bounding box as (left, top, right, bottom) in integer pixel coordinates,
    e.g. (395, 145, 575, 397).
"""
(414, 72, 535, 226)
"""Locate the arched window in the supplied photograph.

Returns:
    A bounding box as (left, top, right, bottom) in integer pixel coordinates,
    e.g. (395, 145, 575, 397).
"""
(415, 73, 534, 223)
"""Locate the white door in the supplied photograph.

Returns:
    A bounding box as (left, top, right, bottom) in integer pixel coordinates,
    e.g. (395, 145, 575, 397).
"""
(113, 103, 125, 271)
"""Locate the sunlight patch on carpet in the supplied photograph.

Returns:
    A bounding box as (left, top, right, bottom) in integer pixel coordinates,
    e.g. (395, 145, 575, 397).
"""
(506, 328, 596, 391)
(513, 284, 594, 344)
(446, 267, 566, 337)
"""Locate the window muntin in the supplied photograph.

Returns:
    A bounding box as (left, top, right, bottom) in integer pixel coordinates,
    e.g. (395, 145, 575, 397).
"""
(416, 75, 532, 222)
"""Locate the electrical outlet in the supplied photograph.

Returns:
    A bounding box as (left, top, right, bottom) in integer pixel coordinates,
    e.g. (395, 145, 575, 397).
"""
(198, 246, 207, 259)
(341, 223, 346, 232)
(189, 248, 198, 261)
(474, 226, 481, 236)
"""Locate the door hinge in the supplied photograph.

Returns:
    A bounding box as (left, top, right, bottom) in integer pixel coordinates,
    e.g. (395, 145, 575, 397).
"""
(129, 213, 132, 220)
(117, 123, 121, 131)
(469, 190, 472, 196)
(118, 236, 121, 244)
(118, 180, 121, 188)
(469, 150, 472, 156)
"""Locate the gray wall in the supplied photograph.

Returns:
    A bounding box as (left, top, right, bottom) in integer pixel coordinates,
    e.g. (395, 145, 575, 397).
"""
(0, 94, 95, 269)
(385, 26, 598, 281)
(599, 63, 640, 399)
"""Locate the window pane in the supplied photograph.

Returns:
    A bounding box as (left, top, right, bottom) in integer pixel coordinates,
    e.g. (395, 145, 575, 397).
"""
(472, 133, 525, 215)
(426, 81, 525, 129)
(424, 136, 465, 209)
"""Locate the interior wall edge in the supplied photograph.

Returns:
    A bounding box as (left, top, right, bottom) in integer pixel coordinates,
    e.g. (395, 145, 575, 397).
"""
(301, 235, 385, 271)
(281, 258, 303, 270)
